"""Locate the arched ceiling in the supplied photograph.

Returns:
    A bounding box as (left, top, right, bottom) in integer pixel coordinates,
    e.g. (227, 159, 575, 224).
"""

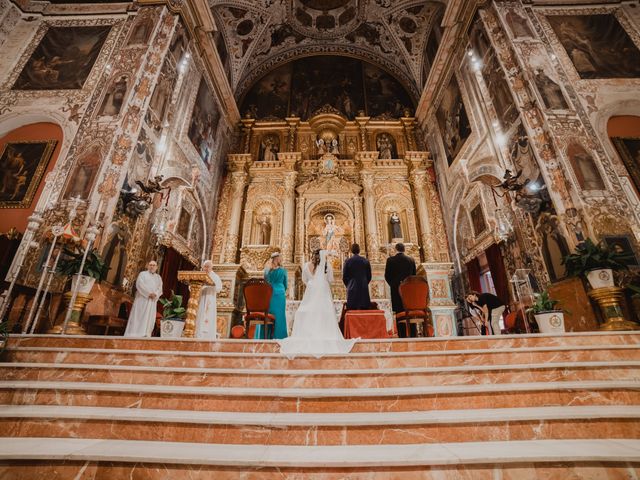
(209, 0, 445, 102)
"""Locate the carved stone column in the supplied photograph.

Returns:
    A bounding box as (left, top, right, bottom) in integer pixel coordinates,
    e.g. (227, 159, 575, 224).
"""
(357, 151, 380, 260)
(240, 118, 255, 154)
(279, 152, 300, 263)
(401, 115, 417, 151)
(355, 116, 371, 151)
(295, 196, 306, 265)
(406, 152, 435, 262)
(224, 154, 251, 263)
(424, 162, 450, 262)
(352, 194, 364, 248)
(285, 117, 300, 152)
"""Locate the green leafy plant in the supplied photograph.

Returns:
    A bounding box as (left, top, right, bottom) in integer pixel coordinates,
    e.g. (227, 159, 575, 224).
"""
(527, 290, 562, 314)
(562, 238, 631, 278)
(160, 291, 186, 321)
(0, 320, 8, 351)
(57, 247, 109, 281)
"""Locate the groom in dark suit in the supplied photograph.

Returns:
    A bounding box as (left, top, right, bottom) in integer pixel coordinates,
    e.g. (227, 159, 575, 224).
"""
(384, 243, 417, 337)
(342, 243, 372, 310)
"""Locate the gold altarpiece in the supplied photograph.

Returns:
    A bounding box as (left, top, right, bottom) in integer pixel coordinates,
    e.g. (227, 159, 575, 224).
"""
(211, 108, 457, 338)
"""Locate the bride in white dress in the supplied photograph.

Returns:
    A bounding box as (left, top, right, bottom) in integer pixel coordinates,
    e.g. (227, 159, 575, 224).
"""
(278, 249, 357, 358)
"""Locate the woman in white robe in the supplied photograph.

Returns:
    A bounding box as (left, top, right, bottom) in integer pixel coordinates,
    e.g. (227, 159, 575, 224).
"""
(195, 260, 223, 339)
(124, 260, 163, 337)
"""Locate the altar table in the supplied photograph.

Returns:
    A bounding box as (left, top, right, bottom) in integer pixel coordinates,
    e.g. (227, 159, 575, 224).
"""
(285, 299, 393, 335)
(344, 310, 390, 339)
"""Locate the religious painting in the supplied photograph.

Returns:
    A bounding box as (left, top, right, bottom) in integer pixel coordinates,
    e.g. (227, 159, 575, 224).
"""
(128, 128, 155, 183)
(0, 140, 57, 208)
(169, 22, 189, 65)
(532, 68, 569, 111)
(241, 63, 292, 119)
(470, 204, 487, 236)
(603, 235, 639, 266)
(547, 14, 640, 79)
(482, 51, 518, 128)
(146, 60, 176, 132)
(291, 56, 364, 120)
(177, 207, 191, 239)
(98, 75, 129, 117)
(13, 26, 111, 90)
(611, 137, 640, 196)
(536, 213, 570, 282)
(188, 79, 221, 166)
(64, 145, 102, 199)
(363, 63, 413, 118)
(504, 9, 534, 39)
(435, 76, 472, 165)
(566, 141, 605, 190)
(240, 56, 414, 121)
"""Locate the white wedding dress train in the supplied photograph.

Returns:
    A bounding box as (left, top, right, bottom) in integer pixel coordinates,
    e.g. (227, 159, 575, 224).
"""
(278, 250, 357, 358)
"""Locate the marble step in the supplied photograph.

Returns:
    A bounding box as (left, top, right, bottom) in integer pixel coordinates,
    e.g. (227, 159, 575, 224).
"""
(5, 344, 640, 370)
(2, 405, 639, 445)
(2, 360, 639, 388)
(2, 380, 639, 413)
(0, 437, 639, 468)
(7, 331, 640, 353)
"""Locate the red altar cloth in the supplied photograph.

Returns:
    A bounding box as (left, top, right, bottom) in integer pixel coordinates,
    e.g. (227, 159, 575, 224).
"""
(344, 310, 390, 339)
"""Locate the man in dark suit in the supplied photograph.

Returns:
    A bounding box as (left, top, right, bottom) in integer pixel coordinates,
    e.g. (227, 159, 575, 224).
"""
(384, 243, 417, 337)
(342, 243, 372, 310)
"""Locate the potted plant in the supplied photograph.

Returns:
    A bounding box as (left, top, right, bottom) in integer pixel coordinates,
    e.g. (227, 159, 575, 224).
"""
(527, 290, 565, 334)
(562, 238, 630, 289)
(159, 291, 186, 338)
(58, 247, 109, 295)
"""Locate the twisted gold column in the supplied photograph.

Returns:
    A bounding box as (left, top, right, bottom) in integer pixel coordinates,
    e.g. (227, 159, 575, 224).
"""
(588, 286, 639, 331)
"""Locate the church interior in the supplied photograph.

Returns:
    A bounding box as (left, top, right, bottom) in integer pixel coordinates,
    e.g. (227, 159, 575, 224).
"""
(1, 0, 640, 477)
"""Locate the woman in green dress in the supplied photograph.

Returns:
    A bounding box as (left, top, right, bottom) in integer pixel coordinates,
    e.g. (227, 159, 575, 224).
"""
(254, 252, 288, 339)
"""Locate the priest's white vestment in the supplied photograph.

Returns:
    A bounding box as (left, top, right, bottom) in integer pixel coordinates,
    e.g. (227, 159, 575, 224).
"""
(124, 270, 163, 337)
(195, 270, 223, 339)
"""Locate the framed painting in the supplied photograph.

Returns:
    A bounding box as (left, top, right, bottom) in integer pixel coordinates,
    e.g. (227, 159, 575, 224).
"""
(0, 140, 57, 208)
(603, 235, 639, 266)
(176, 207, 192, 239)
(435, 76, 472, 165)
(470, 203, 487, 236)
(547, 14, 640, 79)
(187, 79, 220, 165)
(13, 26, 111, 90)
(611, 137, 640, 195)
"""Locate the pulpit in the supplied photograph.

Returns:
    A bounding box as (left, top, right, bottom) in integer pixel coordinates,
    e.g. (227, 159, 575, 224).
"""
(177, 271, 213, 338)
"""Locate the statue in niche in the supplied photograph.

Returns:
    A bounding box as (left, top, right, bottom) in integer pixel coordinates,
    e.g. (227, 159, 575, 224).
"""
(259, 135, 279, 162)
(316, 138, 327, 155)
(330, 138, 340, 155)
(377, 133, 396, 159)
(389, 211, 403, 240)
(258, 215, 272, 245)
(322, 214, 342, 251)
(533, 69, 568, 111)
(98, 76, 128, 117)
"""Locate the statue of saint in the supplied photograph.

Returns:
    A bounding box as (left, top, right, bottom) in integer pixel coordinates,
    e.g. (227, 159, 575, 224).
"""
(322, 214, 342, 251)
(330, 138, 339, 155)
(258, 216, 272, 245)
(316, 138, 327, 155)
(390, 211, 402, 240)
(377, 133, 393, 160)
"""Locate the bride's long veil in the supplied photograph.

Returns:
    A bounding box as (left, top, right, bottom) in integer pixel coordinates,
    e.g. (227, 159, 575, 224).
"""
(278, 249, 356, 358)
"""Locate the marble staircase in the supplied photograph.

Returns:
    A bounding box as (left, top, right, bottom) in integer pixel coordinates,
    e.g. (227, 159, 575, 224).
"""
(0, 332, 639, 479)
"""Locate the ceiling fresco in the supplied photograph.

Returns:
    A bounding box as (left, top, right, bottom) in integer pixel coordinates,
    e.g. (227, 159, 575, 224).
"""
(240, 55, 414, 120)
(209, 0, 445, 102)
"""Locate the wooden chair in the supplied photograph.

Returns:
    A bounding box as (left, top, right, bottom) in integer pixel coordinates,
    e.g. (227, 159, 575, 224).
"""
(243, 278, 275, 339)
(397, 276, 432, 337)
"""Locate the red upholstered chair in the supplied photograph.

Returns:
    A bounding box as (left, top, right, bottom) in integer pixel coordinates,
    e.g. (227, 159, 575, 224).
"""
(243, 278, 275, 339)
(397, 276, 432, 337)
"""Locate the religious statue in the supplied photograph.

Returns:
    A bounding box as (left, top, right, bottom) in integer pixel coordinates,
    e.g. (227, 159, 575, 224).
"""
(389, 211, 402, 240)
(316, 138, 327, 155)
(330, 138, 340, 155)
(259, 135, 278, 162)
(322, 214, 342, 251)
(258, 215, 272, 245)
(377, 133, 394, 160)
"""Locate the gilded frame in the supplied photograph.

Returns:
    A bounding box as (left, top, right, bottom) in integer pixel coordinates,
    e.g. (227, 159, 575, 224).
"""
(0, 140, 57, 209)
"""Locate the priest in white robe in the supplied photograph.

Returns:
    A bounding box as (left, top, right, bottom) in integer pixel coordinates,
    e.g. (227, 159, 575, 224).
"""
(124, 260, 163, 337)
(195, 260, 223, 339)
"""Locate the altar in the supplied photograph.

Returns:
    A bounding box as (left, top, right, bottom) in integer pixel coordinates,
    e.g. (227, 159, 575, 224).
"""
(285, 299, 394, 335)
